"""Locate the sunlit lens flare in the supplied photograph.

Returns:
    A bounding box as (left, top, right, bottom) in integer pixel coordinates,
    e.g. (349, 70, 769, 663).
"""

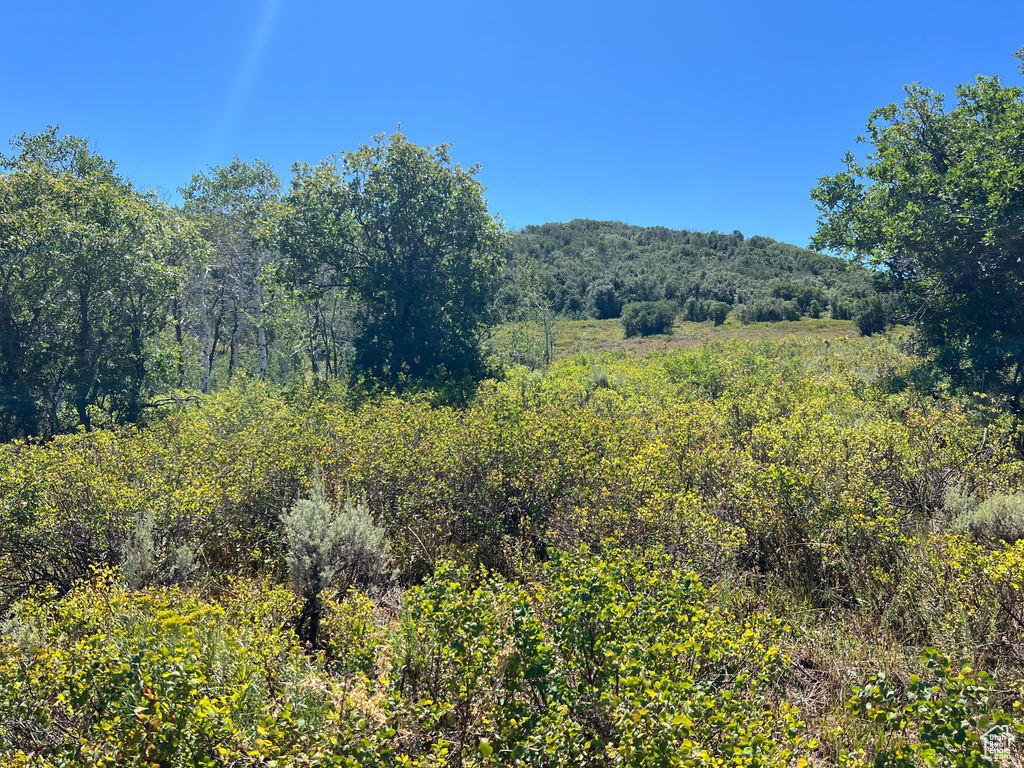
(208, 0, 284, 160)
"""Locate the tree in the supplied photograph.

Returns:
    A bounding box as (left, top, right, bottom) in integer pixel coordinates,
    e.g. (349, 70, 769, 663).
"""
(0, 127, 177, 437)
(181, 158, 281, 391)
(811, 50, 1024, 398)
(589, 281, 622, 319)
(708, 301, 730, 326)
(279, 131, 504, 388)
(621, 300, 677, 337)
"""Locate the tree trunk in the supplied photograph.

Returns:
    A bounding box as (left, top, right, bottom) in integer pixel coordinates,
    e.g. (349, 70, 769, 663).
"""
(200, 267, 212, 395)
(228, 289, 242, 382)
(255, 281, 268, 382)
(126, 321, 146, 424)
(543, 308, 551, 367)
(75, 288, 92, 430)
(208, 315, 223, 390)
(173, 295, 185, 388)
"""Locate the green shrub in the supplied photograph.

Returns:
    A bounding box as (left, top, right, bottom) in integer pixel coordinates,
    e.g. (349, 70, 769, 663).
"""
(854, 296, 890, 337)
(737, 297, 801, 323)
(282, 477, 392, 645)
(954, 492, 1024, 544)
(708, 300, 730, 326)
(0, 574, 405, 767)
(620, 300, 677, 337)
(682, 296, 709, 322)
(847, 649, 1021, 766)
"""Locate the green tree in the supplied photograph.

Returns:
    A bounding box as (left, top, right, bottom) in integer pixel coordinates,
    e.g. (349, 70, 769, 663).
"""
(811, 50, 1024, 398)
(708, 300, 730, 326)
(621, 300, 677, 337)
(279, 131, 504, 389)
(181, 157, 281, 390)
(0, 127, 178, 437)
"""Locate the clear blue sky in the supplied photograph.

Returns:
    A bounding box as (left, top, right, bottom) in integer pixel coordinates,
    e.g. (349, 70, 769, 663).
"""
(3, 0, 1022, 246)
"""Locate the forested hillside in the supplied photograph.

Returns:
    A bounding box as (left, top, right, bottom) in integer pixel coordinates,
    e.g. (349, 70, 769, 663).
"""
(499, 219, 876, 324)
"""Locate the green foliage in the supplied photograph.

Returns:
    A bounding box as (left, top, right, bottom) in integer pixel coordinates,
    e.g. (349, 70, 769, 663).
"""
(620, 300, 677, 337)
(504, 219, 874, 324)
(769, 282, 829, 314)
(737, 297, 801, 324)
(280, 131, 505, 390)
(0, 573, 409, 767)
(11, 548, 1017, 766)
(0, 550, 813, 766)
(0, 127, 182, 437)
(708, 300, 730, 326)
(1, 339, 1023, 764)
(847, 649, 1022, 766)
(953, 492, 1024, 545)
(851, 295, 897, 338)
(811, 50, 1024, 398)
(393, 548, 810, 767)
(180, 156, 283, 391)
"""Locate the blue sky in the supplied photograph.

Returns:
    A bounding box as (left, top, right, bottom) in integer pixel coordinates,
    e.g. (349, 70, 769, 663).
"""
(3, 0, 1023, 246)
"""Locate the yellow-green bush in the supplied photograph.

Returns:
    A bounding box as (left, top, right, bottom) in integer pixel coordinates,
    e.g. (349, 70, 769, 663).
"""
(2, 338, 1023, 764)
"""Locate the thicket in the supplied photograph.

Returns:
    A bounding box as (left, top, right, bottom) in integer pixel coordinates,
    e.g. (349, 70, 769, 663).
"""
(1, 338, 1023, 764)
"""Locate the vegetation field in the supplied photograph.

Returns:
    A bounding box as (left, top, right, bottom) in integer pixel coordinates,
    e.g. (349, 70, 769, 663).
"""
(1, 337, 1022, 766)
(3, 54, 1024, 765)
(488, 317, 865, 361)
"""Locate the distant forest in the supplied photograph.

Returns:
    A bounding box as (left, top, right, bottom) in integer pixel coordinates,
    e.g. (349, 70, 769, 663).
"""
(498, 219, 877, 326)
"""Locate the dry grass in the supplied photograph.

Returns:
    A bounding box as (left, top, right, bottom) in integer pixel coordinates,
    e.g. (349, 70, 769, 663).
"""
(488, 316, 863, 361)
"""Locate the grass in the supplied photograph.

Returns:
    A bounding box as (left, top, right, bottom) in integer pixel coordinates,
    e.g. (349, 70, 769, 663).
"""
(488, 315, 864, 362)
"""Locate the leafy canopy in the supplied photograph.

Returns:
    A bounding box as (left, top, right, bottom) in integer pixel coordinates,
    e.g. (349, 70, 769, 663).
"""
(0, 127, 180, 437)
(811, 50, 1024, 397)
(279, 131, 504, 389)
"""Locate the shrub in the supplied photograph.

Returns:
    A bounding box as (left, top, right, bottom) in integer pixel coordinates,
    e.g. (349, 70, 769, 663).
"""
(621, 300, 677, 337)
(122, 510, 197, 590)
(281, 477, 391, 645)
(0, 575, 406, 767)
(122, 509, 157, 590)
(737, 297, 801, 323)
(830, 297, 853, 319)
(588, 281, 621, 319)
(848, 649, 1021, 766)
(954, 492, 1024, 545)
(708, 300, 730, 325)
(682, 296, 709, 322)
(854, 296, 890, 336)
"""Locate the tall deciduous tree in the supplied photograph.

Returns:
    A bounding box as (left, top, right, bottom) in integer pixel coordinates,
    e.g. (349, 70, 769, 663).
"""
(279, 131, 504, 388)
(0, 127, 177, 437)
(811, 51, 1024, 398)
(181, 158, 281, 391)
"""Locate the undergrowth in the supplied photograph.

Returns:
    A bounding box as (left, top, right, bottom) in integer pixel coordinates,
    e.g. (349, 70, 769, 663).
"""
(1, 337, 1022, 765)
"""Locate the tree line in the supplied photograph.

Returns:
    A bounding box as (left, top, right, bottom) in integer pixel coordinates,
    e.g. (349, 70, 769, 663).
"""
(0, 129, 502, 439)
(2, 127, 872, 441)
(4, 43, 1024, 438)
(498, 219, 878, 328)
